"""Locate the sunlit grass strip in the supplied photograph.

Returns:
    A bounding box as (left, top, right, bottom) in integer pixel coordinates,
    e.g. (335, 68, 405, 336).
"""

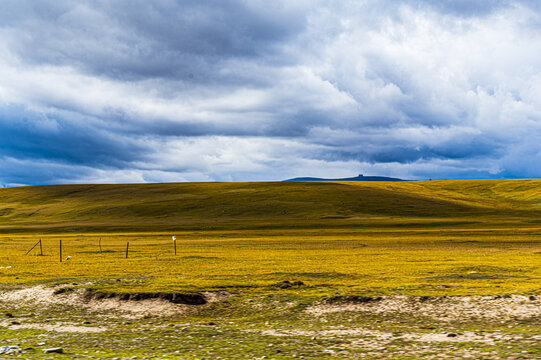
(0, 228, 539, 296)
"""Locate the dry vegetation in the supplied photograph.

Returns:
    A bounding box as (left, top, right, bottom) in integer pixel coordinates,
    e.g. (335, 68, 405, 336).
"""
(0, 180, 539, 358)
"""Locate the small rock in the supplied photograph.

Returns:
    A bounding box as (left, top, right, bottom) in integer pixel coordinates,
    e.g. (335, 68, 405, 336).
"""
(36, 342, 46, 346)
(208, 322, 215, 326)
(43, 347, 63, 354)
(0, 346, 21, 355)
(529, 295, 536, 301)
(83, 321, 91, 325)
(447, 333, 458, 337)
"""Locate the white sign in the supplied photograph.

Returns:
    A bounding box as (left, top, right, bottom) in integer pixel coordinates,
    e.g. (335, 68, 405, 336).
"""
(172, 236, 176, 241)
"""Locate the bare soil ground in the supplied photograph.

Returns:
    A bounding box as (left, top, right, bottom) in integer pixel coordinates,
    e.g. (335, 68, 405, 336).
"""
(307, 294, 540, 322)
(0, 285, 231, 318)
(0, 284, 539, 359)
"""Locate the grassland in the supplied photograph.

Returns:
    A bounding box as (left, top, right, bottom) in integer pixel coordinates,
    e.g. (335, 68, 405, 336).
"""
(1, 179, 540, 233)
(0, 179, 540, 359)
(0, 179, 540, 295)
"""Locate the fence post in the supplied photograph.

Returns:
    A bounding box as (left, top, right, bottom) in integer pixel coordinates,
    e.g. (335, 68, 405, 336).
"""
(39, 238, 43, 256)
(125, 241, 129, 259)
(59, 239, 62, 263)
(99, 238, 102, 255)
(24, 239, 41, 256)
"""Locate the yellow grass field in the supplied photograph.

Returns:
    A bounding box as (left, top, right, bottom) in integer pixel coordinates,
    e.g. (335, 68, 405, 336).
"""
(0, 180, 540, 359)
(1, 229, 539, 297)
(0, 179, 539, 296)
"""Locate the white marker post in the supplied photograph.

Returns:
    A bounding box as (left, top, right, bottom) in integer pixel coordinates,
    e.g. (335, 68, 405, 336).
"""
(172, 236, 177, 255)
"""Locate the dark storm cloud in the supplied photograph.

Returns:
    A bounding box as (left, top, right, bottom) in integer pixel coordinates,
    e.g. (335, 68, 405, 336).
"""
(4, 0, 305, 82)
(0, 105, 149, 167)
(0, 158, 94, 187)
(308, 127, 501, 164)
(0, 0, 540, 185)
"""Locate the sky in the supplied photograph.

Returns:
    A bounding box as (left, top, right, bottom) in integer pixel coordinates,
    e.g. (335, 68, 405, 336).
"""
(1, 0, 541, 186)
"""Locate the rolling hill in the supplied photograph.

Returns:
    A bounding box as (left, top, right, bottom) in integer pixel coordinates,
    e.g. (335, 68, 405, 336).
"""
(0, 179, 540, 233)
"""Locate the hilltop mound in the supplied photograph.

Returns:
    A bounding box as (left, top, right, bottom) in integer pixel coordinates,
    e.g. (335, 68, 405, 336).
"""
(284, 174, 404, 182)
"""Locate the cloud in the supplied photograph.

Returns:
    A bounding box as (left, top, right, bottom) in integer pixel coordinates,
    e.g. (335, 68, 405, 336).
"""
(0, 0, 540, 186)
(0, 105, 149, 167)
(1, 1, 306, 82)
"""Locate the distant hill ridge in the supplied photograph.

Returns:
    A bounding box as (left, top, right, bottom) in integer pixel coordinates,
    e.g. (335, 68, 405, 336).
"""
(0, 179, 540, 234)
(284, 174, 404, 182)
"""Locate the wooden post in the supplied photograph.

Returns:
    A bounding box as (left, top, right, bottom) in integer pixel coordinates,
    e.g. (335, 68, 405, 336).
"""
(125, 241, 129, 259)
(24, 239, 41, 256)
(59, 239, 62, 263)
(39, 238, 43, 256)
(99, 238, 102, 255)
(174, 238, 177, 256)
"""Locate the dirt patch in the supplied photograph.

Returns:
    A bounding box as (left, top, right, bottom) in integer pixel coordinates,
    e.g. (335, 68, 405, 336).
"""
(0, 286, 231, 317)
(200, 290, 232, 303)
(85, 297, 196, 317)
(322, 295, 383, 305)
(250, 326, 525, 352)
(402, 331, 491, 343)
(1, 320, 107, 333)
(0, 286, 71, 305)
(84, 289, 207, 305)
(307, 295, 541, 322)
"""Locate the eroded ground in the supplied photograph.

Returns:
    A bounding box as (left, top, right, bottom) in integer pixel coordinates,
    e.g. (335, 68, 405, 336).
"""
(1, 284, 540, 359)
